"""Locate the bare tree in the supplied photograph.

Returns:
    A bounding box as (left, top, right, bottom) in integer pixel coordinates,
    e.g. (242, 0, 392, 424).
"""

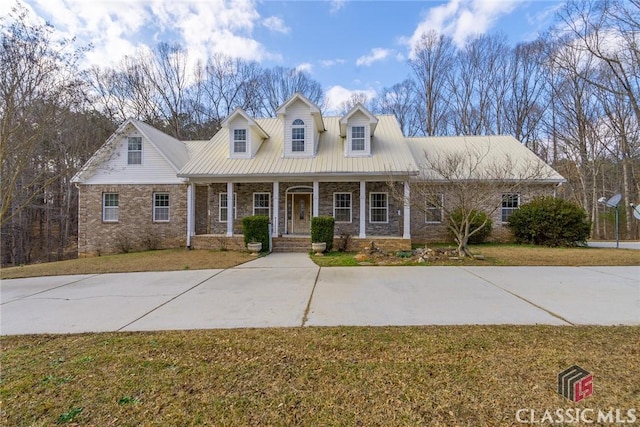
(559, 0, 640, 125)
(374, 79, 422, 136)
(260, 66, 324, 116)
(409, 31, 454, 136)
(391, 141, 554, 257)
(0, 5, 86, 228)
(504, 40, 550, 152)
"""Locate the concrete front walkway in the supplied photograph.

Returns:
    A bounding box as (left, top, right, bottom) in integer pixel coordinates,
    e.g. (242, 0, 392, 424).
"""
(1, 253, 638, 335)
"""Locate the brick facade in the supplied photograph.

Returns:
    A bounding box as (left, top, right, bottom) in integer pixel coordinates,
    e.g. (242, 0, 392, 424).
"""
(409, 183, 559, 244)
(78, 181, 559, 255)
(77, 184, 188, 255)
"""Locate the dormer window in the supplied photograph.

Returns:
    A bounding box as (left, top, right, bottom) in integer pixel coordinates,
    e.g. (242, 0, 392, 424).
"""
(233, 129, 247, 154)
(351, 126, 365, 151)
(292, 119, 305, 152)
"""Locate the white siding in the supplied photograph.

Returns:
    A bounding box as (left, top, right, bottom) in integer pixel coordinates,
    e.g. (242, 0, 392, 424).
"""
(85, 126, 184, 184)
(283, 99, 315, 157)
(345, 111, 372, 157)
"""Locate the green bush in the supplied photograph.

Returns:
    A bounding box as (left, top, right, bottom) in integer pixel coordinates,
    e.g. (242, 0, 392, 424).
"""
(508, 197, 590, 247)
(447, 208, 493, 244)
(242, 215, 270, 252)
(311, 216, 335, 251)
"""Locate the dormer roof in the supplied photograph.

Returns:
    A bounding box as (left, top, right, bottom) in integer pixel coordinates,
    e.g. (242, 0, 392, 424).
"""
(222, 107, 269, 138)
(276, 92, 325, 132)
(339, 103, 378, 137)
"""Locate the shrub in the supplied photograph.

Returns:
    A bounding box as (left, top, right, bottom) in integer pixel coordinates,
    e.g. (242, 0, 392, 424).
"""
(242, 216, 270, 252)
(447, 208, 493, 244)
(508, 197, 591, 247)
(311, 216, 335, 251)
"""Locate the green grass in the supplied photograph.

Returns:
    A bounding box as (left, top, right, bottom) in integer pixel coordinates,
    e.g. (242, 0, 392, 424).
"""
(2, 326, 638, 426)
(312, 244, 640, 267)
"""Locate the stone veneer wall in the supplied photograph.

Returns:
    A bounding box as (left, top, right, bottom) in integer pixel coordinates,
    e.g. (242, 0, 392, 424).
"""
(77, 184, 188, 255)
(409, 183, 559, 244)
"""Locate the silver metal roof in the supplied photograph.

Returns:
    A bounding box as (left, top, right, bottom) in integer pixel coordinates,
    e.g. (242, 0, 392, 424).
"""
(178, 115, 419, 180)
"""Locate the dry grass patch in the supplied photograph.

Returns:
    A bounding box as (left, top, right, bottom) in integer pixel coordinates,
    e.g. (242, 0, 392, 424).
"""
(313, 245, 640, 267)
(1, 326, 638, 426)
(0, 249, 253, 279)
(474, 244, 640, 266)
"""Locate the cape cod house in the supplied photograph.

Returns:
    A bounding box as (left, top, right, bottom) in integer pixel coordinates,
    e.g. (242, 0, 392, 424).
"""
(72, 93, 564, 255)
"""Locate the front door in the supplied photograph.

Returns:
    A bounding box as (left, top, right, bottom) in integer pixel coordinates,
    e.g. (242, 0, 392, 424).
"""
(291, 193, 311, 234)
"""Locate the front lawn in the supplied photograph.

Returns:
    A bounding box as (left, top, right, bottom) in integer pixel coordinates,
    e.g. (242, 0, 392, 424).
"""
(2, 326, 638, 426)
(311, 244, 640, 267)
(0, 249, 253, 280)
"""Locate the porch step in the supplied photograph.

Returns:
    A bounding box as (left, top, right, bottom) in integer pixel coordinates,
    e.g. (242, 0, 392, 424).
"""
(272, 237, 311, 253)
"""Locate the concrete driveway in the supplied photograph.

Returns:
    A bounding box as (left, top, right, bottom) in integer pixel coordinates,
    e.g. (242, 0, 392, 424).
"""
(1, 253, 638, 335)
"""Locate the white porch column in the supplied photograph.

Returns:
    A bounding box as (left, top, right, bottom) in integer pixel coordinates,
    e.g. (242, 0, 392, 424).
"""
(186, 183, 195, 247)
(313, 181, 319, 217)
(226, 181, 234, 237)
(272, 181, 279, 237)
(359, 181, 366, 238)
(403, 181, 411, 239)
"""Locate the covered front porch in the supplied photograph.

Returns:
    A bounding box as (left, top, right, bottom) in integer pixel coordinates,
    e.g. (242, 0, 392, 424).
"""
(185, 179, 412, 251)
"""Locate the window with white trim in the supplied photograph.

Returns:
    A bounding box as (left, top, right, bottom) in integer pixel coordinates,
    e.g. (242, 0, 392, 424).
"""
(127, 136, 142, 164)
(233, 128, 247, 154)
(153, 193, 170, 222)
(501, 194, 520, 222)
(351, 126, 365, 151)
(103, 193, 119, 222)
(369, 192, 388, 223)
(219, 193, 237, 222)
(253, 192, 271, 216)
(333, 193, 352, 223)
(292, 119, 305, 152)
(425, 194, 444, 223)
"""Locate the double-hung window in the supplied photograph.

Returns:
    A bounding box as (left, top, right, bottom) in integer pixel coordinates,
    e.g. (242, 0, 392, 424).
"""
(369, 192, 388, 223)
(233, 129, 247, 154)
(425, 194, 444, 223)
(103, 193, 119, 222)
(253, 193, 271, 216)
(501, 194, 520, 222)
(153, 193, 170, 222)
(333, 193, 352, 223)
(127, 137, 142, 165)
(292, 119, 305, 152)
(219, 193, 237, 222)
(351, 126, 365, 151)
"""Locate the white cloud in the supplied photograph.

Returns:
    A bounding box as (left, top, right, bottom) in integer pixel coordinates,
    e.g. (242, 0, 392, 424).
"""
(330, 0, 346, 14)
(24, 0, 280, 71)
(320, 58, 346, 68)
(324, 85, 377, 114)
(356, 48, 392, 67)
(406, 0, 520, 54)
(295, 62, 313, 74)
(263, 16, 290, 34)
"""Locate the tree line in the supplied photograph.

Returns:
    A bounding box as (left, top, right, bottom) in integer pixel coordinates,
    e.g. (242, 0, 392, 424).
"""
(1, 0, 638, 265)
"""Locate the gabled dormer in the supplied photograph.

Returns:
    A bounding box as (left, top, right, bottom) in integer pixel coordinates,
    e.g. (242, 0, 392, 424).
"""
(276, 93, 325, 158)
(222, 108, 269, 159)
(340, 103, 378, 157)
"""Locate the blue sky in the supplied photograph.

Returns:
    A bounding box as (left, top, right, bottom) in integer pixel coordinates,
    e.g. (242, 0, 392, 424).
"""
(6, 0, 563, 112)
